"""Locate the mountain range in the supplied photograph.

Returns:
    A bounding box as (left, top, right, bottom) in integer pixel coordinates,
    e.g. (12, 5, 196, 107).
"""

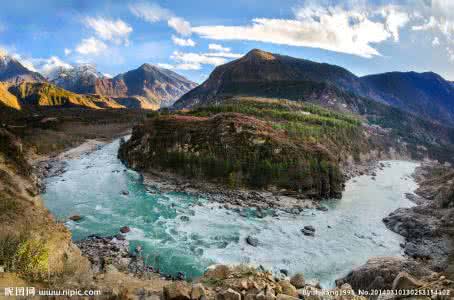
(175, 49, 454, 126)
(0, 54, 196, 109)
(49, 63, 197, 108)
(1, 48, 454, 128)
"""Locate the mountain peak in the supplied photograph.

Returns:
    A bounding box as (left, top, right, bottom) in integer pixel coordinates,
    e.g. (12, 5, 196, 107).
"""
(244, 49, 276, 60)
(138, 63, 156, 71)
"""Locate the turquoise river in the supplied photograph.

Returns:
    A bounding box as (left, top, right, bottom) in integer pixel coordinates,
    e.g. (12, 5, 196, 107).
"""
(43, 139, 418, 287)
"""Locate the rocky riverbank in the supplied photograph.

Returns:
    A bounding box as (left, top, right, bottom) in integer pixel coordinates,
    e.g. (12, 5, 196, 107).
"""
(383, 163, 454, 273)
(134, 159, 388, 214)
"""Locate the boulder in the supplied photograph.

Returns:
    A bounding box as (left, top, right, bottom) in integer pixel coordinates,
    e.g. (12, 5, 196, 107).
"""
(336, 257, 433, 291)
(191, 283, 206, 300)
(276, 295, 298, 300)
(216, 288, 241, 300)
(246, 236, 259, 247)
(256, 287, 276, 300)
(164, 282, 191, 300)
(305, 279, 321, 289)
(277, 280, 298, 297)
(301, 229, 315, 237)
(290, 273, 305, 289)
(280, 269, 289, 277)
(304, 225, 316, 232)
(392, 272, 422, 291)
(120, 226, 131, 233)
(205, 265, 231, 280)
(69, 215, 82, 221)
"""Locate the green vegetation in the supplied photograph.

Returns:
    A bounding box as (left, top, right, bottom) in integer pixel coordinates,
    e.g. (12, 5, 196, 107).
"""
(120, 98, 367, 198)
(0, 229, 50, 280)
(182, 98, 365, 158)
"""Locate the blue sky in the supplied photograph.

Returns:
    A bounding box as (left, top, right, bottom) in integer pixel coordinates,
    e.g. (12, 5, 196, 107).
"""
(1, 0, 454, 83)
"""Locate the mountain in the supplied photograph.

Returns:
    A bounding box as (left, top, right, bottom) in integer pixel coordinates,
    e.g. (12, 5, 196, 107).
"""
(108, 64, 197, 107)
(174, 49, 454, 164)
(49, 64, 106, 94)
(51, 63, 197, 108)
(359, 72, 454, 126)
(174, 49, 370, 111)
(3, 82, 126, 110)
(0, 54, 45, 83)
(176, 49, 454, 127)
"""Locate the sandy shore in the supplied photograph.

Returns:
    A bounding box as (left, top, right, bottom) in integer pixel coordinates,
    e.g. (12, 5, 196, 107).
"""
(56, 139, 107, 160)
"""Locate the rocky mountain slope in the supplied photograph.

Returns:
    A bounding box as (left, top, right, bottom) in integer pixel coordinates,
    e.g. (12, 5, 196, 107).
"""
(51, 63, 197, 108)
(0, 54, 45, 83)
(360, 71, 454, 126)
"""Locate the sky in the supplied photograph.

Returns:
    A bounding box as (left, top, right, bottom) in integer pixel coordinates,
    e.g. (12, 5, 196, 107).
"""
(1, 0, 454, 83)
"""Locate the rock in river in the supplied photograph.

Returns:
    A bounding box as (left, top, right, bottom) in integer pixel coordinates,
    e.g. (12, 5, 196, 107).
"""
(303, 225, 316, 232)
(301, 228, 314, 236)
(120, 226, 131, 233)
(246, 235, 259, 247)
(69, 215, 82, 221)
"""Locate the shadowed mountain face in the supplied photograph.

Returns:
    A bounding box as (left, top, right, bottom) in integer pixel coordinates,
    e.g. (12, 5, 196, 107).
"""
(174, 49, 371, 110)
(175, 49, 454, 126)
(0, 55, 45, 83)
(360, 72, 454, 126)
(51, 63, 197, 108)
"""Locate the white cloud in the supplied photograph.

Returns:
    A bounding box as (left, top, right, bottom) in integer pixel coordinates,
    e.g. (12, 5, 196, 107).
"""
(76, 37, 107, 55)
(157, 63, 175, 69)
(32, 56, 73, 79)
(129, 2, 173, 23)
(168, 17, 192, 36)
(176, 63, 202, 70)
(170, 50, 242, 70)
(432, 37, 440, 46)
(85, 17, 132, 45)
(447, 47, 454, 62)
(192, 4, 411, 58)
(205, 52, 242, 58)
(64, 48, 72, 56)
(381, 5, 409, 42)
(172, 35, 196, 47)
(410, 0, 454, 63)
(129, 2, 192, 36)
(208, 43, 230, 52)
(103, 73, 113, 78)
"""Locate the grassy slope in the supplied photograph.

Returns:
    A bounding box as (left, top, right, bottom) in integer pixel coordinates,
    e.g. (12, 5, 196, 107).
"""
(0, 82, 20, 110)
(0, 128, 90, 283)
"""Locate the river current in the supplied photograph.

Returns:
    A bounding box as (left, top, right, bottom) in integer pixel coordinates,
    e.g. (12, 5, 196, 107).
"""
(43, 139, 418, 287)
